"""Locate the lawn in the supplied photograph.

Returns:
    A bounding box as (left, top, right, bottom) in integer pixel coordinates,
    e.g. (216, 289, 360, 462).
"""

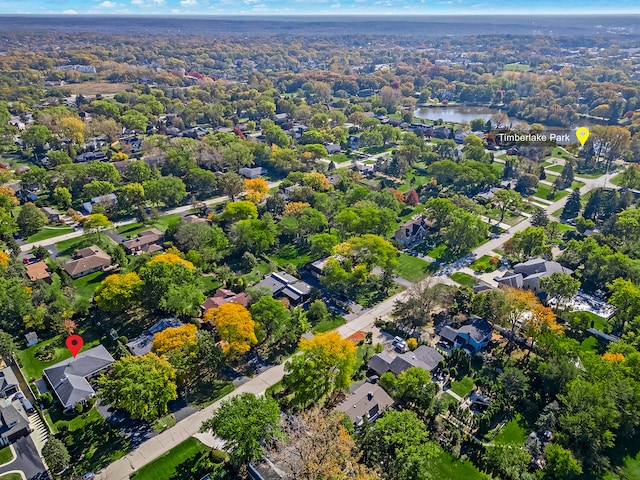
(0, 474, 22, 480)
(533, 184, 570, 202)
(153, 413, 177, 432)
(469, 254, 499, 273)
(182, 379, 235, 409)
(565, 311, 609, 332)
(504, 63, 530, 71)
(547, 164, 565, 174)
(431, 450, 486, 479)
(397, 253, 433, 282)
(116, 214, 181, 238)
(449, 376, 474, 398)
(441, 391, 461, 409)
(604, 435, 640, 480)
(130, 437, 211, 480)
(493, 413, 529, 446)
(451, 272, 476, 288)
(44, 404, 103, 434)
(0, 445, 14, 465)
(311, 315, 346, 334)
(27, 225, 74, 243)
(242, 260, 271, 286)
(610, 173, 625, 186)
(17, 323, 102, 381)
(55, 235, 111, 259)
(328, 153, 350, 163)
(270, 244, 311, 268)
(73, 270, 109, 299)
(426, 244, 447, 260)
(576, 170, 607, 179)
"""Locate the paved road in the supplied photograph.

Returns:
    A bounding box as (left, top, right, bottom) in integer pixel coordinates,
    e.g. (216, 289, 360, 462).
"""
(0, 437, 49, 480)
(20, 181, 282, 253)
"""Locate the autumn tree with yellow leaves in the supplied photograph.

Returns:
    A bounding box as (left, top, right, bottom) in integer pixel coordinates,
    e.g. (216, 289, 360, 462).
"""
(152, 323, 198, 357)
(244, 177, 269, 203)
(94, 272, 143, 313)
(283, 332, 357, 408)
(204, 303, 257, 357)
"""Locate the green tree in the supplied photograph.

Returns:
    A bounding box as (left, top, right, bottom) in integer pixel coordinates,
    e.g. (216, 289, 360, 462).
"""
(117, 182, 146, 212)
(379, 367, 438, 414)
(230, 218, 276, 254)
(504, 226, 551, 262)
(306, 299, 329, 325)
(83, 213, 112, 241)
(143, 176, 186, 207)
(309, 233, 339, 260)
(483, 446, 532, 480)
(83, 180, 115, 199)
(22, 125, 52, 149)
(222, 201, 258, 222)
(17, 202, 47, 236)
(174, 222, 228, 253)
(561, 189, 582, 219)
(543, 444, 582, 480)
(53, 186, 72, 208)
(218, 172, 245, 201)
(120, 109, 148, 131)
(200, 393, 281, 470)
(124, 160, 152, 183)
(42, 437, 70, 474)
(47, 150, 72, 167)
(97, 353, 178, 421)
(442, 210, 488, 255)
(250, 295, 290, 344)
(540, 272, 580, 312)
(493, 189, 522, 225)
(0, 329, 16, 358)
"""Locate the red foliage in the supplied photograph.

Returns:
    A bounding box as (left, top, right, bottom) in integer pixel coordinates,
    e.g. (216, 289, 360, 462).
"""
(404, 189, 419, 207)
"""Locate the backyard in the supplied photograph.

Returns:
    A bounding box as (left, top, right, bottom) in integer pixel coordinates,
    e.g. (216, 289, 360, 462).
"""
(451, 272, 476, 288)
(449, 376, 475, 398)
(397, 253, 434, 282)
(493, 413, 529, 446)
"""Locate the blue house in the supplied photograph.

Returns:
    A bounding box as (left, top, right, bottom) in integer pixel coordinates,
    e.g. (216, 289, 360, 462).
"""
(439, 316, 493, 353)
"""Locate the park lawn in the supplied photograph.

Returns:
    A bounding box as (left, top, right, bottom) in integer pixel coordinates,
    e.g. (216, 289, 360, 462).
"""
(610, 173, 625, 186)
(312, 316, 346, 334)
(550, 207, 564, 218)
(270, 244, 311, 268)
(547, 164, 564, 173)
(449, 376, 474, 398)
(451, 272, 476, 288)
(16, 323, 102, 381)
(130, 437, 210, 480)
(505, 63, 530, 71)
(116, 214, 181, 238)
(431, 450, 486, 480)
(27, 226, 74, 243)
(494, 413, 529, 446)
(397, 253, 432, 282)
(328, 153, 350, 163)
(0, 445, 14, 465)
(469, 254, 499, 273)
(570, 180, 585, 189)
(73, 270, 109, 299)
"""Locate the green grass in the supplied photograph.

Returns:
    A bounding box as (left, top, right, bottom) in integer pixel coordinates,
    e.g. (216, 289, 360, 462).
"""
(533, 184, 570, 201)
(504, 63, 530, 71)
(0, 446, 14, 465)
(426, 244, 447, 260)
(45, 405, 103, 435)
(27, 225, 74, 243)
(270, 244, 311, 268)
(130, 438, 210, 480)
(153, 413, 177, 432)
(441, 391, 460, 410)
(397, 253, 432, 282)
(469, 254, 499, 273)
(16, 324, 102, 381)
(451, 272, 476, 288)
(449, 376, 474, 398)
(431, 450, 486, 479)
(566, 311, 609, 331)
(0, 473, 23, 480)
(328, 153, 350, 163)
(183, 379, 235, 409)
(610, 173, 625, 186)
(242, 260, 271, 286)
(493, 413, 529, 446)
(311, 316, 346, 334)
(576, 170, 607, 179)
(580, 336, 598, 353)
(55, 235, 111, 259)
(603, 436, 640, 480)
(116, 214, 181, 238)
(547, 164, 565, 173)
(73, 270, 109, 299)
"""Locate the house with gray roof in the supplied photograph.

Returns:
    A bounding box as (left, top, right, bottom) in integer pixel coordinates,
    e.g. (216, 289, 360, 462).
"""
(0, 367, 18, 398)
(256, 272, 313, 304)
(335, 384, 394, 426)
(0, 404, 31, 446)
(126, 318, 184, 356)
(439, 316, 493, 353)
(367, 345, 444, 376)
(496, 258, 573, 293)
(43, 344, 115, 411)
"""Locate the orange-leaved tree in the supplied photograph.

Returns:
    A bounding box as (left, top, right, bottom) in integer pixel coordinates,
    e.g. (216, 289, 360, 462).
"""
(204, 303, 257, 357)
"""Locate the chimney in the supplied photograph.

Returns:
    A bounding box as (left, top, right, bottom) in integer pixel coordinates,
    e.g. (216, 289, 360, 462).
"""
(367, 391, 373, 400)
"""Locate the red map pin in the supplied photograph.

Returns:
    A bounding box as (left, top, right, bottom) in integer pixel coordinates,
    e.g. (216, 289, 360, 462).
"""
(65, 335, 84, 359)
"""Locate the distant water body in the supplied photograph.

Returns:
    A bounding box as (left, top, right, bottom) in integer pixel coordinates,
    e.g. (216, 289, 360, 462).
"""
(0, 15, 639, 37)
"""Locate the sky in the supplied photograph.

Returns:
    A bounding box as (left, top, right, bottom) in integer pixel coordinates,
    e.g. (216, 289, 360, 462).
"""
(1, 0, 640, 16)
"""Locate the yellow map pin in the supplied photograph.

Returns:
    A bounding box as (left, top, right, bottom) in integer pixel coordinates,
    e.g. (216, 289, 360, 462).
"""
(576, 127, 590, 147)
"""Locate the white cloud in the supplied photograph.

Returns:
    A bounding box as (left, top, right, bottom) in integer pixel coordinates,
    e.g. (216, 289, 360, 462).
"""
(62, 9, 78, 13)
(100, 1, 117, 7)
(180, 0, 198, 5)
(132, 0, 164, 5)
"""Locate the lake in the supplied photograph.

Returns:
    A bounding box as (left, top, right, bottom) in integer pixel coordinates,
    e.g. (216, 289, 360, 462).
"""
(413, 106, 507, 125)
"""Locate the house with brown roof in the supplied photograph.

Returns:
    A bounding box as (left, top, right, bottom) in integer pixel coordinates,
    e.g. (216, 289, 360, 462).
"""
(62, 246, 112, 279)
(122, 228, 164, 254)
(201, 288, 249, 313)
(25, 261, 52, 283)
(335, 383, 394, 426)
(394, 216, 434, 247)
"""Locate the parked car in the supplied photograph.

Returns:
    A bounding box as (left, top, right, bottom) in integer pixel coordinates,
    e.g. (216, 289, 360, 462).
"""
(82, 473, 95, 480)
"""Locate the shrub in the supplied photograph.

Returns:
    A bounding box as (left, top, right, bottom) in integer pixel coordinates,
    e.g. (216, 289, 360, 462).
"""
(210, 449, 227, 464)
(407, 338, 418, 350)
(35, 345, 55, 361)
(74, 403, 84, 415)
(40, 392, 53, 406)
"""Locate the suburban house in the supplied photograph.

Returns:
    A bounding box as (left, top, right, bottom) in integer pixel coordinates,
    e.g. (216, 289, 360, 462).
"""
(40, 206, 60, 223)
(126, 318, 184, 356)
(24, 332, 38, 347)
(0, 367, 19, 398)
(394, 216, 434, 247)
(335, 383, 394, 426)
(495, 258, 574, 293)
(25, 261, 52, 283)
(75, 151, 108, 163)
(307, 255, 346, 279)
(439, 316, 493, 353)
(182, 214, 209, 224)
(368, 345, 444, 376)
(256, 272, 313, 304)
(201, 288, 249, 313)
(238, 166, 266, 179)
(454, 130, 471, 144)
(122, 228, 164, 254)
(62, 246, 112, 279)
(325, 143, 341, 154)
(274, 113, 289, 124)
(43, 344, 115, 411)
(0, 404, 31, 446)
(82, 193, 117, 214)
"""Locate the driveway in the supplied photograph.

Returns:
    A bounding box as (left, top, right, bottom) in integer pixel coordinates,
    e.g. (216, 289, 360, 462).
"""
(0, 436, 49, 480)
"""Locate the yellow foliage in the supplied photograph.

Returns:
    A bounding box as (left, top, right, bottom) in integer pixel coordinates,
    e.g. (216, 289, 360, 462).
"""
(0, 186, 18, 206)
(244, 178, 269, 203)
(283, 201, 310, 216)
(504, 287, 563, 336)
(111, 152, 129, 161)
(152, 324, 198, 357)
(603, 352, 624, 362)
(60, 116, 85, 144)
(407, 338, 418, 351)
(0, 251, 9, 268)
(148, 252, 194, 269)
(299, 331, 356, 362)
(204, 303, 257, 356)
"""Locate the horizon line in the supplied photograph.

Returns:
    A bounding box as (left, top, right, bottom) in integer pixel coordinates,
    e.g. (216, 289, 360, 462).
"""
(2, 13, 640, 17)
